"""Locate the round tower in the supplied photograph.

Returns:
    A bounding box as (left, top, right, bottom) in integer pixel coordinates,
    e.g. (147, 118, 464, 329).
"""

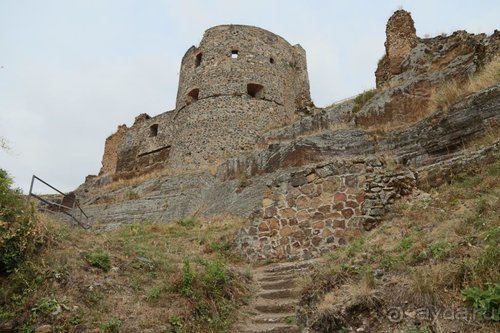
(110, 25, 312, 175)
(170, 25, 312, 168)
(176, 25, 311, 112)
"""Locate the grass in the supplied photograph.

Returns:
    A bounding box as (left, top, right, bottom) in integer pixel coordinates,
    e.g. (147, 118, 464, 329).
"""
(429, 56, 500, 112)
(236, 174, 249, 189)
(352, 89, 377, 113)
(462, 283, 500, 321)
(300, 158, 500, 332)
(83, 248, 111, 271)
(0, 215, 247, 332)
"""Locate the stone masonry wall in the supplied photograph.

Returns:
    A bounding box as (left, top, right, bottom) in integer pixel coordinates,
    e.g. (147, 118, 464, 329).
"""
(99, 24, 312, 177)
(99, 124, 128, 175)
(176, 25, 311, 112)
(376, 10, 417, 88)
(236, 158, 416, 260)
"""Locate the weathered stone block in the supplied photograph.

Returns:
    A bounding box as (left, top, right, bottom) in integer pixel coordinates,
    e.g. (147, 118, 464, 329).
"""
(280, 226, 293, 237)
(296, 195, 310, 210)
(264, 206, 277, 218)
(269, 218, 280, 230)
(290, 175, 307, 187)
(258, 222, 269, 232)
(323, 177, 341, 192)
(306, 173, 317, 183)
(334, 192, 347, 203)
(341, 208, 354, 218)
(262, 198, 274, 207)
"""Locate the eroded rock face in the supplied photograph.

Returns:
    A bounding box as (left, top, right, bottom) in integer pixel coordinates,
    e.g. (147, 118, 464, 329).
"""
(361, 10, 500, 128)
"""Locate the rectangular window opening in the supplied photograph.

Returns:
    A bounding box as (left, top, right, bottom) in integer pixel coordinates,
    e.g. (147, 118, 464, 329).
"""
(195, 53, 202, 67)
(247, 83, 264, 98)
(149, 124, 159, 137)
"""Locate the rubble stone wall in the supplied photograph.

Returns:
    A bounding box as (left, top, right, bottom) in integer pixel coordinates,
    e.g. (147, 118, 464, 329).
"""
(236, 158, 417, 260)
(99, 124, 128, 175)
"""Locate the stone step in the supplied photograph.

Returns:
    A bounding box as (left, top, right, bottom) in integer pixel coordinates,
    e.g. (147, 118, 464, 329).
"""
(254, 300, 297, 313)
(252, 313, 297, 324)
(262, 260, 315, 273)
(260, 279, 295, 290)
(258, 289, 297, 299)
(237, 323, 300, 333)
(258, 273, 297, 282)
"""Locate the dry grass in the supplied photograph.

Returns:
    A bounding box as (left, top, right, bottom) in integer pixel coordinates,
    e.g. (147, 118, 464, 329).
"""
(301, 158, 500, 332)
(429, 56, 500, 112)
(0, 214, 248, 332)
(465, 120, 500, 150)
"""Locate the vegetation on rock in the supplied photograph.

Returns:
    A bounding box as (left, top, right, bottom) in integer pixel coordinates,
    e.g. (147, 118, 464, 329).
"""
(429, 56, 500, 112)
(298, 158, 500, 332)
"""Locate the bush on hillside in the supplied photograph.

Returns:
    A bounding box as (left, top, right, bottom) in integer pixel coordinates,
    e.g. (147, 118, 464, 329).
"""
(352, 89, 377, 113)
(0, 169, 39, 274)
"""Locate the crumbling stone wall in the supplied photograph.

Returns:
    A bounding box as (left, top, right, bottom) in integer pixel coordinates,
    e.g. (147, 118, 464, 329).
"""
(99, 124, 128, 175)
(98, 25, 312, 176)
(235, 158, 416, 260)
(359, 10, 499, 128)
(376, 10, 417, 88)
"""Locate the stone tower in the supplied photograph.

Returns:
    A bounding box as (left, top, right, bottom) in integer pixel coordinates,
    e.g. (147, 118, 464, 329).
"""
(176, 25, 311, 113)
(100, 25, 312, 176)
(375, 10, 418, 88)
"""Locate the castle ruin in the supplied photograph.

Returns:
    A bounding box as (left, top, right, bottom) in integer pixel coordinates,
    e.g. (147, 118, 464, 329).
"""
(100, 25, 312, 178)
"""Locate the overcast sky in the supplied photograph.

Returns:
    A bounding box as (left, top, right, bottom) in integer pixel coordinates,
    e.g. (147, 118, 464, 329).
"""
(1, 0, 499, 193)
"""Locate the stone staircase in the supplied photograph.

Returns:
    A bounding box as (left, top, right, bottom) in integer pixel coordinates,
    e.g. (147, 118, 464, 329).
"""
(235, 260, 315, 333)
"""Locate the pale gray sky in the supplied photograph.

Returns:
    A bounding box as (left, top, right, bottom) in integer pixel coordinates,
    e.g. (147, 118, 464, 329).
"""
(1, 0, 499, 193)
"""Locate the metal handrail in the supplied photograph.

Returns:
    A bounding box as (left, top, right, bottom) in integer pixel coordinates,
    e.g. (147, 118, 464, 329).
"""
(28, 175, 90, 229)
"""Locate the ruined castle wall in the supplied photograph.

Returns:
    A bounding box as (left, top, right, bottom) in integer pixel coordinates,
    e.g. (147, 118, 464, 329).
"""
(376, 10, 417, 88)
(115, 111, 176, 173)
(176, 25, 311, 112)
(104, 25, 312, 176)
(169, 97, 289, 168)
(99, 125, 128, 175)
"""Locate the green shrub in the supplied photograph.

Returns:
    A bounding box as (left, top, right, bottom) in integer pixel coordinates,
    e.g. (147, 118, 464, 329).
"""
(145, 283, 168, 302)
(398, 236, 415, 251)
(202, 260, 231, 295)
(462, 283, 500, 321)
(32, 296, 61, 316)
(381, 255, 399, 269)
(429, 241, 450, 259)
(176, 217, 196, 228)
(237, 174, 249, 189)
(352, 89, 377, 113)
(83, 248, 111, 271)
(99, 318, 122, 333)
(125, 190, 139, 200)
(169, 315, 184, 331)
(0, 169, 39, 274)
(209, 240, 231, 254)
(180, 259, 195, 297)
